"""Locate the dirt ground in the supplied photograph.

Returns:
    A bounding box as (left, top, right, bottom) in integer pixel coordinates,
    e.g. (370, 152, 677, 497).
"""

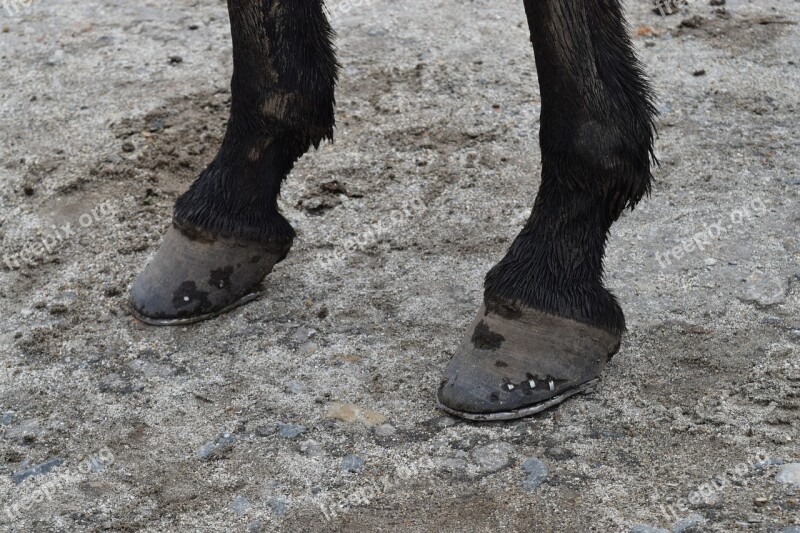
(0, 0, 798, 531)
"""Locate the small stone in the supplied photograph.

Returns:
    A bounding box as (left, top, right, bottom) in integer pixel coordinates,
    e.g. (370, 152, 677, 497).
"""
(433, 457, 469, 474)
(13, 458, 64, 484)
(277, 423, 307, 439)
(326, 402, 387, 427)
(692, 69, 706, 77)
(776, 463, 800, 487)
(88, 457, 107, 473)
(671, 513, 704, 532)
(47, 49, 65, 66)
(704, 257, 717, 267)
(121, 142, 135, 153)
(471, 442, 514, 473)
(1, 411, 13, 425)
(374, 423, 396, 436)
(709, 0, 725, 5)
(298, 342, 318, 355)
(631, 526, 669, 533)
(284, 380, 305, 394)
(544, 446, 574, 461)
(267, 496, 288, 516)
(740, 277, 788, 308)
(292, 327, 316, 343)
(754, 457, 784, 469)
(341, 454, 365, 473)
(753, 497, 768, 506)
(436, 416, 456, 428)
(679, 16, 705, 29)
(521, 457, 548, 491)
(231, 495, 249, 517)
(168, 55, 183, 64)
(197, 432, 236, 460)
(299, 439, 322, 456)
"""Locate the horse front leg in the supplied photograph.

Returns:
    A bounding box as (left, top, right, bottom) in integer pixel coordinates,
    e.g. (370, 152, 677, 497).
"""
(438, 0, 657, 420)
(130, 0, 338, 325)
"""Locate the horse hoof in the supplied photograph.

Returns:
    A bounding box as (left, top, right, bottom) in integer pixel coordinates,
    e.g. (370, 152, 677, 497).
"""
(436, 299, 620, 421)
(129, 221, 291, 326)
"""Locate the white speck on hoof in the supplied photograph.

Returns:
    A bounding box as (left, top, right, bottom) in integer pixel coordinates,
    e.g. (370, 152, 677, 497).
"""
(219, 282, 224, 288)
(504, 383, 514, 391)
(548, 381, 554, 391)
(528, 380, 536, 388)
(183, 296, 190, 302)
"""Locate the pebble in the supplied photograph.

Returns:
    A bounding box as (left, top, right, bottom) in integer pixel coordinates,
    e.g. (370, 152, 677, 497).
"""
(1, 411, 13, 425)
(13, 458, 64, 484)
(299, 439, 322, 456)
(47, 49, 65, 66)
(671, 514, 703, 533)
(433, 457, 469, 474)
(341, 454, 365, 473)
(267, 496, 288, 516)
(326, 402, 387, 427)
(471, 442, 514, 473)
(544, 446, 574, 461)
(521, 457, 548, 491)
(436, 416, 456, 428)
(292, 327, 316, 343)
(374, 423, 396, 437)
(196, 432, 236, 460)
(298, 342, 318, 355)
(741, 278, 788, 307)
(776, 463, 800, 486)
(231, 495, 249, 517)
(88, 457, 107, 473)
(284, 380, 305, 395)
(630, 526, 668, 533)
(277, 423, 307, 439)
(754, 457, 784, 469)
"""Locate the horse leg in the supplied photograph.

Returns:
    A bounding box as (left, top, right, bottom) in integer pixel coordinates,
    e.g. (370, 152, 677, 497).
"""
(438, 0, 657, 419)
(130, 0, 338, 324)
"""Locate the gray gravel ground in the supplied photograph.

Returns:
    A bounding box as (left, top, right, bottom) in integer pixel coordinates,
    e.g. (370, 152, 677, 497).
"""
(1, 0, 799, 531)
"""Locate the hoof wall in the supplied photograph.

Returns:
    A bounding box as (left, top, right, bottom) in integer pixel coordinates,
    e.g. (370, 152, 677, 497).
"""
(436, 378, 601, 421)
(437, 300, 620, 421)
(129, 222, 290, 326)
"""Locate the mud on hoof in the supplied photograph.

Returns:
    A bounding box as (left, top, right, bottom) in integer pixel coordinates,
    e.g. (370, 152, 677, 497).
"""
(436, 298, 621, 421)
(129, 220, 291, 326)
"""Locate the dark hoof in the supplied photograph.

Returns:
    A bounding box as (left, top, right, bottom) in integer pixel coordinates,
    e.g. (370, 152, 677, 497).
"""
(436, 300, 621, 421)
(129, 221, 291, 326)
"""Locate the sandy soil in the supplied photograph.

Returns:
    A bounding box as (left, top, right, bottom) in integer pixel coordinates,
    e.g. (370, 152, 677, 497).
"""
(0, 0, 798, 531)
